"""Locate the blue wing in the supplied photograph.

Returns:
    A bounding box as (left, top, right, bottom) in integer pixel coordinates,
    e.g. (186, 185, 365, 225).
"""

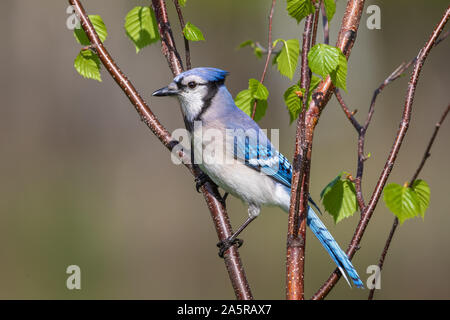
(231, 129, 293, 188)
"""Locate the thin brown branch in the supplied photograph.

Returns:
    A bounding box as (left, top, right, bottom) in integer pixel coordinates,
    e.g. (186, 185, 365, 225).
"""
(312, 6, 450, 300)
(286, 4, 317, 300)
(151, 0, 184, 75)
(335, 89, 361, 132)
(337, 28, 449, 214)
(334, 90, 365, 211)
(320, 1, 329, 44)
(311, 0, 321, 47)
(368, 104, 450, 300)
(173, 0, 191, 69)
(251, 0, 276, 120)
(69, 0, 253, 300)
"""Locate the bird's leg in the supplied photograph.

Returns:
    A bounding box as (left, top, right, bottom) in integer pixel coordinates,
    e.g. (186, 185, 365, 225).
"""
(220, 192, 229, 209)
(217, 205, 260, 258)
(195, 172, 214, 192)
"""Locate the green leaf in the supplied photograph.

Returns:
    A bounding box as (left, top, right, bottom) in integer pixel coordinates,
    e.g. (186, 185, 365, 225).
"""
(74, 15, 107, 46)
(286, 0, 315, 23)
(183, 22, 205, 41)
(383, 183, 420, 224)
(323, 0, 336, 22)
(238, 40, 254, 48)
(284, 85, 302, 123)
(331, 51, 348, 91)
(253, 99, 268, 122)
(272, 50, 281, 65)
(320, 172, 343, 199)
(124, 6, 160, 53)
(308, 43, 340, 78)
(273, 39, 300, 80)
(309, 74, 322, 91)
(179, 0, 187, 7)
(234, 88, 267, 122)
(235, 89, 253, 116)
(74, 50, 102, 82)
(321, 175, 358, 223)
(284, 75, 321, 124)
(254, 47, 263, 59)
(237, 40, 263, 59)
(248, 79, 269, 100)
(411, 180, 430, 217)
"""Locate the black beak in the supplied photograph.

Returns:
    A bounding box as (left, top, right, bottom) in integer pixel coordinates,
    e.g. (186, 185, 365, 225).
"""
(152, 85, 179, 97)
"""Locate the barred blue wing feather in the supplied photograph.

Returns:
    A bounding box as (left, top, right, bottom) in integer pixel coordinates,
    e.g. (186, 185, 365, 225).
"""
(232, 133, 292, 188)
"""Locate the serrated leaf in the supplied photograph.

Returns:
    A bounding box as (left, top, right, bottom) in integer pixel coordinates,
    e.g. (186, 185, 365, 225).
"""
(322, 177, 358, 223)
(124, 6, 160, 53)
(183, 22, 205, 41)
(253, 99, 268, 122)
(286, 0, 315, 23)
(235, 89, 267, 122)
(331, 52, 348, 91)
(74, 50, 102, 82)
(285, 75, 321, 123)
(323, 0, 336, 22)
(411, 179, 430, 217)
(235, 89, 253, 116)
(284, 85, 302, 123)
(248, 79, 269, 100)
(74, 15, 107, 46)
(320, 172, 343, 199)
(383, 183, 420, 224)
(308, 43, 340, 78)
(273, 39, 300, 80)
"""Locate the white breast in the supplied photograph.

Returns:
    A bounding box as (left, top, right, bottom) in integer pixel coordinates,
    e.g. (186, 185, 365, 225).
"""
(193, 126, 290, 210)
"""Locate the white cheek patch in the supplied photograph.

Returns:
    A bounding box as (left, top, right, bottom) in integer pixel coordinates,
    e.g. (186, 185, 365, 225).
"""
(179, 85, 209, 122)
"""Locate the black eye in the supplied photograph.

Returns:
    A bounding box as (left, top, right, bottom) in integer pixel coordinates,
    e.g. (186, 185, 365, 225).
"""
(187, 81, 197, 89)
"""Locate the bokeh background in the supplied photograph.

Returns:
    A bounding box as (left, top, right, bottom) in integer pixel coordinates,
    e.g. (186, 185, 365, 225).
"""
(0, 0, 449, 300)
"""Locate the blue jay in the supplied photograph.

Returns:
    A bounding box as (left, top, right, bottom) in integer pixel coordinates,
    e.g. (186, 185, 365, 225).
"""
(153, 67, 363, 288)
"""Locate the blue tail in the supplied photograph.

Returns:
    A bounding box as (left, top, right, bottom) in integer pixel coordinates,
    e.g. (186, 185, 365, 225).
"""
(307, 206, 364, 288)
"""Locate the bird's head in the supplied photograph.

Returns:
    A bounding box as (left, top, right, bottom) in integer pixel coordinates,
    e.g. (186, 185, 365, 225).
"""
(152, 67, 229, 122)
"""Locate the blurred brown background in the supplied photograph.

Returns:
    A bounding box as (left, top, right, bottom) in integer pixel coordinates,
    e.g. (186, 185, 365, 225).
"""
(0, 0, 449, 299)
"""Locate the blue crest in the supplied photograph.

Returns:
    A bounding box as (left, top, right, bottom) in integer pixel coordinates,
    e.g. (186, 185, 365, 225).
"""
(174, 67, 229, 83)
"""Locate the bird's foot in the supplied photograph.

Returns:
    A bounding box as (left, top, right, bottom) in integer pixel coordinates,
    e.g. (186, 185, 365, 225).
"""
(195, 173, 213, 192)
(217, 237, 244, 258)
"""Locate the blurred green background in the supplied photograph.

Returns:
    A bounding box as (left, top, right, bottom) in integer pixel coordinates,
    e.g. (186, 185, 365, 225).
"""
(0, 0, 449, 299)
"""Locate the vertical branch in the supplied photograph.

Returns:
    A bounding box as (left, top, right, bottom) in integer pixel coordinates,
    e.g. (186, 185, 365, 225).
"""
(151, 0, 184, 75)
(368, 104, 450, 300)
(311, 0, 321, 47)
(251, 0, 276, 119)
(321, 1, 329, 44)
(287, 0, 365, 300)
(313, 6, 450, 299)
(173, 0, 191, 69)
(286, 9, 315, 301)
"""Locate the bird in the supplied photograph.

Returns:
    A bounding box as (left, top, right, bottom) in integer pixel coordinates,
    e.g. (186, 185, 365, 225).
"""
(153, 67, 364, 288)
